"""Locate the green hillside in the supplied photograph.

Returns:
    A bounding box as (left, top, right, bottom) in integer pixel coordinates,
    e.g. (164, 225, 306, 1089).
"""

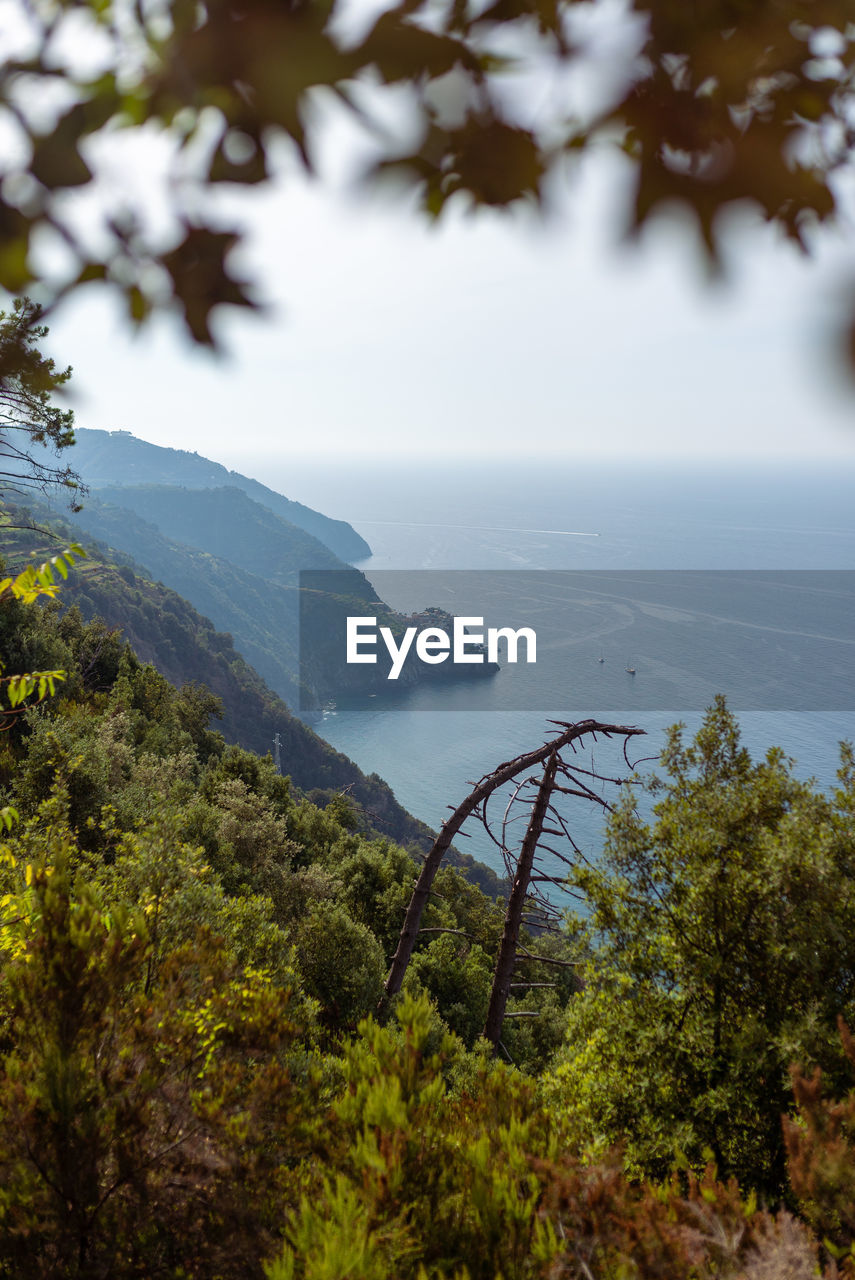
(48, 492, 304, 703)
(0, 504, 502, 894)
(52, 485, 495, 712)
(2, 522, 855, 1280)
(54, 487, 380, 708)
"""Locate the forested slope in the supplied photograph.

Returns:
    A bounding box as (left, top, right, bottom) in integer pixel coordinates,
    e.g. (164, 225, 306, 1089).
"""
(1, 538, 855, 1278)
(42, 480, 498, 712)
(0, 506, 503, 894)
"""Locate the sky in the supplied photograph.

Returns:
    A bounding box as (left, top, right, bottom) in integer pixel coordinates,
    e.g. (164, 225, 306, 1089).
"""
(36, 53, 855, 470)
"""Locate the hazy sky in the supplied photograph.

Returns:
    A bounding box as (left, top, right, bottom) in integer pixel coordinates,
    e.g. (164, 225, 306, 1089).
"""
(42, 127, 855, 469)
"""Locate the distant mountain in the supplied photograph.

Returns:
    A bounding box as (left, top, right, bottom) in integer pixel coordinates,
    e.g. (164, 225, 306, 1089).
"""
(86, 484, 358, 584)
(71, 428, 371, 563)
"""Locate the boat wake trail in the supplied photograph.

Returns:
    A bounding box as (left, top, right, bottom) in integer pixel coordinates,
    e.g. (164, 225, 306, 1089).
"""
(356, 520, 600, 538)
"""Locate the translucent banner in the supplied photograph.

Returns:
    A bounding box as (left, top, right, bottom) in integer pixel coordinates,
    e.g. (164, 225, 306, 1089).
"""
(298, 569, 855, 713)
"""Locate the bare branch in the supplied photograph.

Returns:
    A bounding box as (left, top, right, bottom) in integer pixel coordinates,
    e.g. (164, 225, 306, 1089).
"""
(516, 946, 581, 968)
(384, 718, 644, 1001)
(484, 752, 558, 1047)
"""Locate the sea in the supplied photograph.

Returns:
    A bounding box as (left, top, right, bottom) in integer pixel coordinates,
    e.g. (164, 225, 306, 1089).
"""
(244, 456, 855, 884)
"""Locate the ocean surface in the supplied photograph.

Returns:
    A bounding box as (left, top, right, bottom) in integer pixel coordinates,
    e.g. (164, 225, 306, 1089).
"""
(244, 456, 855, 881)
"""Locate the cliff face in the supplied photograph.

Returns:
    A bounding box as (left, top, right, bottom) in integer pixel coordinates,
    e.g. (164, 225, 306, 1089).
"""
(71, 428, 372, 563)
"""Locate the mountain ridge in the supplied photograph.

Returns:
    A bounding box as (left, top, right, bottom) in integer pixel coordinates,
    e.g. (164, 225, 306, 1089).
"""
(71, 428, 371, 563)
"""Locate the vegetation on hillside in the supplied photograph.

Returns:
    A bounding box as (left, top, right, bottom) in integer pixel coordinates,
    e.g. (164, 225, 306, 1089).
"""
(3, 308, 855, 1276)
(1, 544, 855, 1274)
(0, 503, 506, 900)
(42, 490, 309, 705)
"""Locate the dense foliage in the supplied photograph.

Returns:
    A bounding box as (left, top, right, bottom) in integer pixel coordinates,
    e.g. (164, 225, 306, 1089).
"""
(0, 561, 518, 1036)
(552, 698, 855, 1199)
(2, 548, 855, 1274)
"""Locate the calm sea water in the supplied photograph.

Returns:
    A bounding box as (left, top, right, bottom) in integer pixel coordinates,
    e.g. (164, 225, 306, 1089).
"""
(249, 456, 855, 878)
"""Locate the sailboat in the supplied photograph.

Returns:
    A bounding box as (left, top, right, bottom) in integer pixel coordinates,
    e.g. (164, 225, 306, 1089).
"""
(625, 657, 636, 675)
(597, 648, 605, 664)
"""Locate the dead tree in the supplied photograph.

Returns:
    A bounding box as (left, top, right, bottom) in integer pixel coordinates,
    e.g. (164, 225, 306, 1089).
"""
(384, 719, 646, 1005)
(483, 751, 558, 1046)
